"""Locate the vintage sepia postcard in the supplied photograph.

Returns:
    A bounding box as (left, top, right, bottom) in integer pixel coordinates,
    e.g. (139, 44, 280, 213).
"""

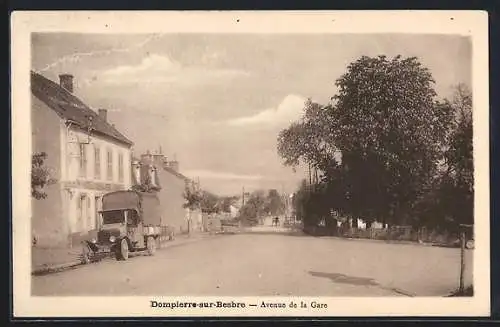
(11, 11, 490, 317)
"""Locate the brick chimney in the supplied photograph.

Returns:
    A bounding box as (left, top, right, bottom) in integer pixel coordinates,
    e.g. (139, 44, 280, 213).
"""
(98, 109, 108, 122)
(131, 160, 141, 185)
(59, 74, 74, 93)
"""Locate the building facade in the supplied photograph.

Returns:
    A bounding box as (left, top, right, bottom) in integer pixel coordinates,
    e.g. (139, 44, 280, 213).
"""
(135, 151, 203, 235)
(31, 72, 133, 247)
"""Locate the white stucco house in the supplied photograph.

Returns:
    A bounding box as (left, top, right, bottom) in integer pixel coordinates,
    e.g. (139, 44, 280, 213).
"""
(31, 71, 133, 247)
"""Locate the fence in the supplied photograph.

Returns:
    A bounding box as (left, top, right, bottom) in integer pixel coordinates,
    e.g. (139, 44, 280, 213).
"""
(159, 225, 176, 241)
(304, 224, 466, 247)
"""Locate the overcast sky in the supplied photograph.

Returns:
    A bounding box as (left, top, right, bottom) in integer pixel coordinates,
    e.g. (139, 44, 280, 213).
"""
(31, 33, 471, 196)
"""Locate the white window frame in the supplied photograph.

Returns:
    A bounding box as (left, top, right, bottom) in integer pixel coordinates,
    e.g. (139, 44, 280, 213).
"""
(79, 143, 87, 178)
(118, 153, 124, 183)
(107, 149, 113, 181)
(94, 146, 101, 180)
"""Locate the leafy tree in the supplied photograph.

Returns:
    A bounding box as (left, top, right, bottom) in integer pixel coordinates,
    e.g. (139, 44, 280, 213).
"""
(265, 189, 286, 216)
(32, 152, 56, 199)
(292, 180, 308, 222)
(183, 183, 202, 211)
(411, 84, 473, 229)
(331, 55, 453, 225)
(220, 196, 239, 213)
(442, 84, 474, 225)
(239, 190, 266, 226)
(200, 190, 220, 214)
(278, 55, 455, 227)
(277, 99, 339, 173)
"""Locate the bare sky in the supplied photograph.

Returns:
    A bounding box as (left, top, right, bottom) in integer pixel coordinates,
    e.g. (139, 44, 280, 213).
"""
(31, 33, 471, 196)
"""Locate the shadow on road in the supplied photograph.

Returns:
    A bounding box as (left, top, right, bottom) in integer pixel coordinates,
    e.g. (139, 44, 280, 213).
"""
(308, 270, 415, 297)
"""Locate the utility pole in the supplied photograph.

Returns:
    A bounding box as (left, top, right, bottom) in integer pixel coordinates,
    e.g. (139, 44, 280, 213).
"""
(242, 186, 245, 207)
(459, 229, 465, 293)
(308, 163, 312, 185)
(459, 223, 473, 293)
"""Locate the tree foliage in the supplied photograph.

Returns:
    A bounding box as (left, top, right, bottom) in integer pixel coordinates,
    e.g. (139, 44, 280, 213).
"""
(32, 152, 56, 200)
(183, 184, 203, 211)
(278, 55, 471, 230)
(131, 169, 161, 193)
(239, 190, 266, 226)
(264, 189, 286, 216)
(442, 84, 474, 225)
(182, 186, 236, 215)
(219, 196, 239, 213)
(200, 190, 220, 214)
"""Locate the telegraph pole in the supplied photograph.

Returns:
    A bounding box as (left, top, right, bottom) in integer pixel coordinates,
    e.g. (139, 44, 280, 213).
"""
(242, 186, 245, 207)
(308, 163, 312, 185)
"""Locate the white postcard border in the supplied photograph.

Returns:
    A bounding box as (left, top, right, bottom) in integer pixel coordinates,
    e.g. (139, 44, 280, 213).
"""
(11, 10, 490, 317)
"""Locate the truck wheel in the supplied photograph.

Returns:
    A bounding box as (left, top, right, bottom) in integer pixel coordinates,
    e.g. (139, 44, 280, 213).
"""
(81, 244, 91, 264)
(116, 239, 129, 261)
(147, 236, 156, 256)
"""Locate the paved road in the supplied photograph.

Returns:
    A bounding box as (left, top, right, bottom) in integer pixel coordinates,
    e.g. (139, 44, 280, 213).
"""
(32, 228, 473, 297)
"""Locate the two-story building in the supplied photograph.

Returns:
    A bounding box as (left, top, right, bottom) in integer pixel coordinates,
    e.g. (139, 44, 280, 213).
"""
(31, 71, 133, 247)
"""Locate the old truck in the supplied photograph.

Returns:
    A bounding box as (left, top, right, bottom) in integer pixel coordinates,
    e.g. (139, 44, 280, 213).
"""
(82, 190, 162, 262)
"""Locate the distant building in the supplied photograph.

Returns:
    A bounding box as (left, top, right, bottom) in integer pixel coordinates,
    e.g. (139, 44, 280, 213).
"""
(229, 204, 240, 219)
(31, 72, 133, 247)
(135, 151, 203, 235)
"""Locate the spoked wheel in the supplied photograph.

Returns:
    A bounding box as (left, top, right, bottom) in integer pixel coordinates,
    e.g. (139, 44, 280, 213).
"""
(81, 243, 91, 264)
(147, 236, 156, 256)
(116, 239, 129, 261)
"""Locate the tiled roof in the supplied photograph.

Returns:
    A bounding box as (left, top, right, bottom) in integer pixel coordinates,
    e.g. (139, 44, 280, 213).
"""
(162, 165, 191, 182)
(31, 71, 133, 146)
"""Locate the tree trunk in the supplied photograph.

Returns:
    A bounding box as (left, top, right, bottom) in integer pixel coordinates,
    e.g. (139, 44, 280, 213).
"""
(459, 230, 466, 292)
(352, 216, 358, 228)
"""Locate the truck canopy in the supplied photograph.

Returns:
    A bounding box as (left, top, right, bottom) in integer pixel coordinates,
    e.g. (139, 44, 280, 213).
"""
(139, 192, 162, 226)
(102, 190, 162, 225)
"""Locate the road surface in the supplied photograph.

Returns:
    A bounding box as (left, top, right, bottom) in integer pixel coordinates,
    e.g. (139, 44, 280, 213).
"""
(32, 227, 473, 297)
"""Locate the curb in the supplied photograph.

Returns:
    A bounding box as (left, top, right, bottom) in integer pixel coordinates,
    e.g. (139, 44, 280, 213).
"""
(32, 233, 224, 276)
(32, 260, 83, 276)
(317, 235, 443, 247)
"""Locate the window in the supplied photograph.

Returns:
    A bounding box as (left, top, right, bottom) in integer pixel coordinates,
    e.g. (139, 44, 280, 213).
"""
(118, 153, 124, 183)
(78, 194, 86, 231)
(128, 210, 139, 226)
(107, 149, 113, 181)
(94, 146, 101, 179)
(94, 196, 101, 229)
(79, 143, 87, 178)
(102, 210, 124, 225)
(87, 196, 92, 230)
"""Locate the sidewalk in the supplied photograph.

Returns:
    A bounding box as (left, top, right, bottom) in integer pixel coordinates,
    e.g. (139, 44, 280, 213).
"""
(32, 232, 221, 275)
